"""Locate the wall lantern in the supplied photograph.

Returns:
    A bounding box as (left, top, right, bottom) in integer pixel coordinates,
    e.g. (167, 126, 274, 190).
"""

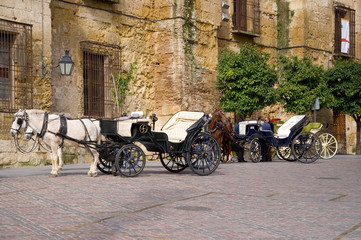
(59, 50, 74, 76)
(42, 50, 74, 77)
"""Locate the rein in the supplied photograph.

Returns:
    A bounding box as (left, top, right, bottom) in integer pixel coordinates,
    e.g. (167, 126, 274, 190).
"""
(207, 122, 219, 134)
(13, 134, 40, 153)
(208, 111, 234, 139)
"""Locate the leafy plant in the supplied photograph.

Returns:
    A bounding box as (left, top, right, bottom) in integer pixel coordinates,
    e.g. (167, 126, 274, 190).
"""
(216, 44, 277, 118)
(276, 55, 327, 114)
(112, 61, 137, 115)
(325, 59, 361, 154)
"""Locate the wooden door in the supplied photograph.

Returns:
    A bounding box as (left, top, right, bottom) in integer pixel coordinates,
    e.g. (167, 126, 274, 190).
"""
(333, 112, 346, 154)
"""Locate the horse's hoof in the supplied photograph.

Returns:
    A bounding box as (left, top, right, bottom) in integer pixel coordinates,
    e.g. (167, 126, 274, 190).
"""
(88, 171, 98, 177)
(49, 174, 58, 177)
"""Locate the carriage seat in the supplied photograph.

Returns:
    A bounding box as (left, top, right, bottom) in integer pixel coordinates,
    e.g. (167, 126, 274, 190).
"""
(238, 120, 258, 135)
(160, 111, 205, 143)
(117, 119, 149, 137)
(276, 115, 307, 139)
(302, 122, 322, 134)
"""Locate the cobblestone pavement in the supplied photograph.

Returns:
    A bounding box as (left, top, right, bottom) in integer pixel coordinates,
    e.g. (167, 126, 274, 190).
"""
(1, 155, 361, 240)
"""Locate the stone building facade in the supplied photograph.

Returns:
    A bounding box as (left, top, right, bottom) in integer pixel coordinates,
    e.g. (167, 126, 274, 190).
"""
(219, 0, 361, 154)
(0, 0, 360, 167)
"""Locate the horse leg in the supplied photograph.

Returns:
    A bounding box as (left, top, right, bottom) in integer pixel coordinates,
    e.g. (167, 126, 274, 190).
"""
(50, 145, 59, 176)
(228, 139, 232, 162)
(58, 147, 64, 170)
(223, 143, 228, 162)
(225, 141, 230, 162)
(85, 146, 99, 177)
(90, 150, 99, 177)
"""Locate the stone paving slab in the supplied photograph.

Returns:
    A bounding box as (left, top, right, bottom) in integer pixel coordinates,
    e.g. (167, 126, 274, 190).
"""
(1, 156, 361, 239)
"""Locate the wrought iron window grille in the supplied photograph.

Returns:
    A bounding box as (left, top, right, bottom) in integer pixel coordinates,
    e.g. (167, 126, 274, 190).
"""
(81, 41, 121, 119)
(0, 18, 33, 113)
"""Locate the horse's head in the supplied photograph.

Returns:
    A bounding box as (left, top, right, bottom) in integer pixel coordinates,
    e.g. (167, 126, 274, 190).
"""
(10, 109, 28, 137)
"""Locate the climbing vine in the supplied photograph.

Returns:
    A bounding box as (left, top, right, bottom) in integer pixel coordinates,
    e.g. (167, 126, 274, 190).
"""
(112, 61, 137, 115)
(182, 0, 199, 81)
(276, 0, 290, 49)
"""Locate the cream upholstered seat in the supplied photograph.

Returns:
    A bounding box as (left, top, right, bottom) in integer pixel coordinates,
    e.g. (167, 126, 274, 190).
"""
(160, 111, 205, 143)
(117, 119, 149, 137)
(276, 115, 306, 139)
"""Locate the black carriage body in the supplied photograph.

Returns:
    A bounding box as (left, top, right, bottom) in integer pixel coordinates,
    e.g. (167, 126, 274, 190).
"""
(240, 115, 321, 163)
(99, 113, 206, 154)
(97, 111, 221, 176)
(234, 123, 260, 141)
(235, 115, 309, 147)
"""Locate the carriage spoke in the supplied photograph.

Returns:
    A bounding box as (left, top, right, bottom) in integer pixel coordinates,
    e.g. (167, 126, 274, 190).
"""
(293, 132, 321, 163)
(319, 133, 338, 159)
(115, 144, 146, 177)
(187, 133, 221, 176)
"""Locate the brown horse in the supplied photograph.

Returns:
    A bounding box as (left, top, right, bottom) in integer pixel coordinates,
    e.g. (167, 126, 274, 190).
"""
(208, 109, 234, 162)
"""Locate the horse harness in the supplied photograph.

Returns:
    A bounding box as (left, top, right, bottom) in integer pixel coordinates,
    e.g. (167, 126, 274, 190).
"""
(208, 112, 234, 139)
(17, 111, 97, 147)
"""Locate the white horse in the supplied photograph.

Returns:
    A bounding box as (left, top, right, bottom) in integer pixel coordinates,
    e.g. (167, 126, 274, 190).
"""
(10, 109, 101, 177)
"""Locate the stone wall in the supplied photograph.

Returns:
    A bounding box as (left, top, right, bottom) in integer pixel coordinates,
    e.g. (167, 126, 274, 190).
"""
(50, 0, 221, 126)
(0, 0, 222, 167)
(0, 0, 53, 166)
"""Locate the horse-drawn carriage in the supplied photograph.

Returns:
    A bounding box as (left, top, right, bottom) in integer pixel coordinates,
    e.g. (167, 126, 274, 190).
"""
(10, 110, 221, 177)
(97, 111, 221, 176)
(235, 115, 322, 163)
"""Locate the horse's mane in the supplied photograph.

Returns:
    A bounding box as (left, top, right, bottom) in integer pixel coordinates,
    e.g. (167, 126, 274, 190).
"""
(26, 109, 46, 115)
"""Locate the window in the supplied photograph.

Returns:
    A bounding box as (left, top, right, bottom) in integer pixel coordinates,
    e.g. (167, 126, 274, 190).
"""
(81, 41, 121, 118)
(0, 33, 11, 100)
(83, 52, 105, 116)
(334, 5, 355, 56)
(232, 0, 260, 35)
(0, 19, 33, 113)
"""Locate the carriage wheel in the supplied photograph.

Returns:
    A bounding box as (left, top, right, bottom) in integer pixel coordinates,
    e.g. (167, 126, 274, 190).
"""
(249, 139, 262, 163)
(186, 133, 221, 176)
(97, 157, 113, 174)
(319, 133, 338, 159)
(159, 153, 188, 173)
(292, 132, 322, 163)
(114, 144, 146, 177)
(276, 146, 297, 161)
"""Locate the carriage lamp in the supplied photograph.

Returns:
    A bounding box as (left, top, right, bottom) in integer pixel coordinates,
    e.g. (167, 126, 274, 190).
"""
(59, 50, 74, 76)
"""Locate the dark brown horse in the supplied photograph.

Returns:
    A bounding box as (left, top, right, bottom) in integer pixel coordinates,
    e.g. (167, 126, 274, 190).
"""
(208, 109, 234, 162)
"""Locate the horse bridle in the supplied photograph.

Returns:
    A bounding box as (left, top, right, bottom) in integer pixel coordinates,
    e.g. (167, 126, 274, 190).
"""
(208, 112, 223, 134)
(11, 111, 29, 134)
(208, 111, 234, 137)
(11, 110, 49, 138)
